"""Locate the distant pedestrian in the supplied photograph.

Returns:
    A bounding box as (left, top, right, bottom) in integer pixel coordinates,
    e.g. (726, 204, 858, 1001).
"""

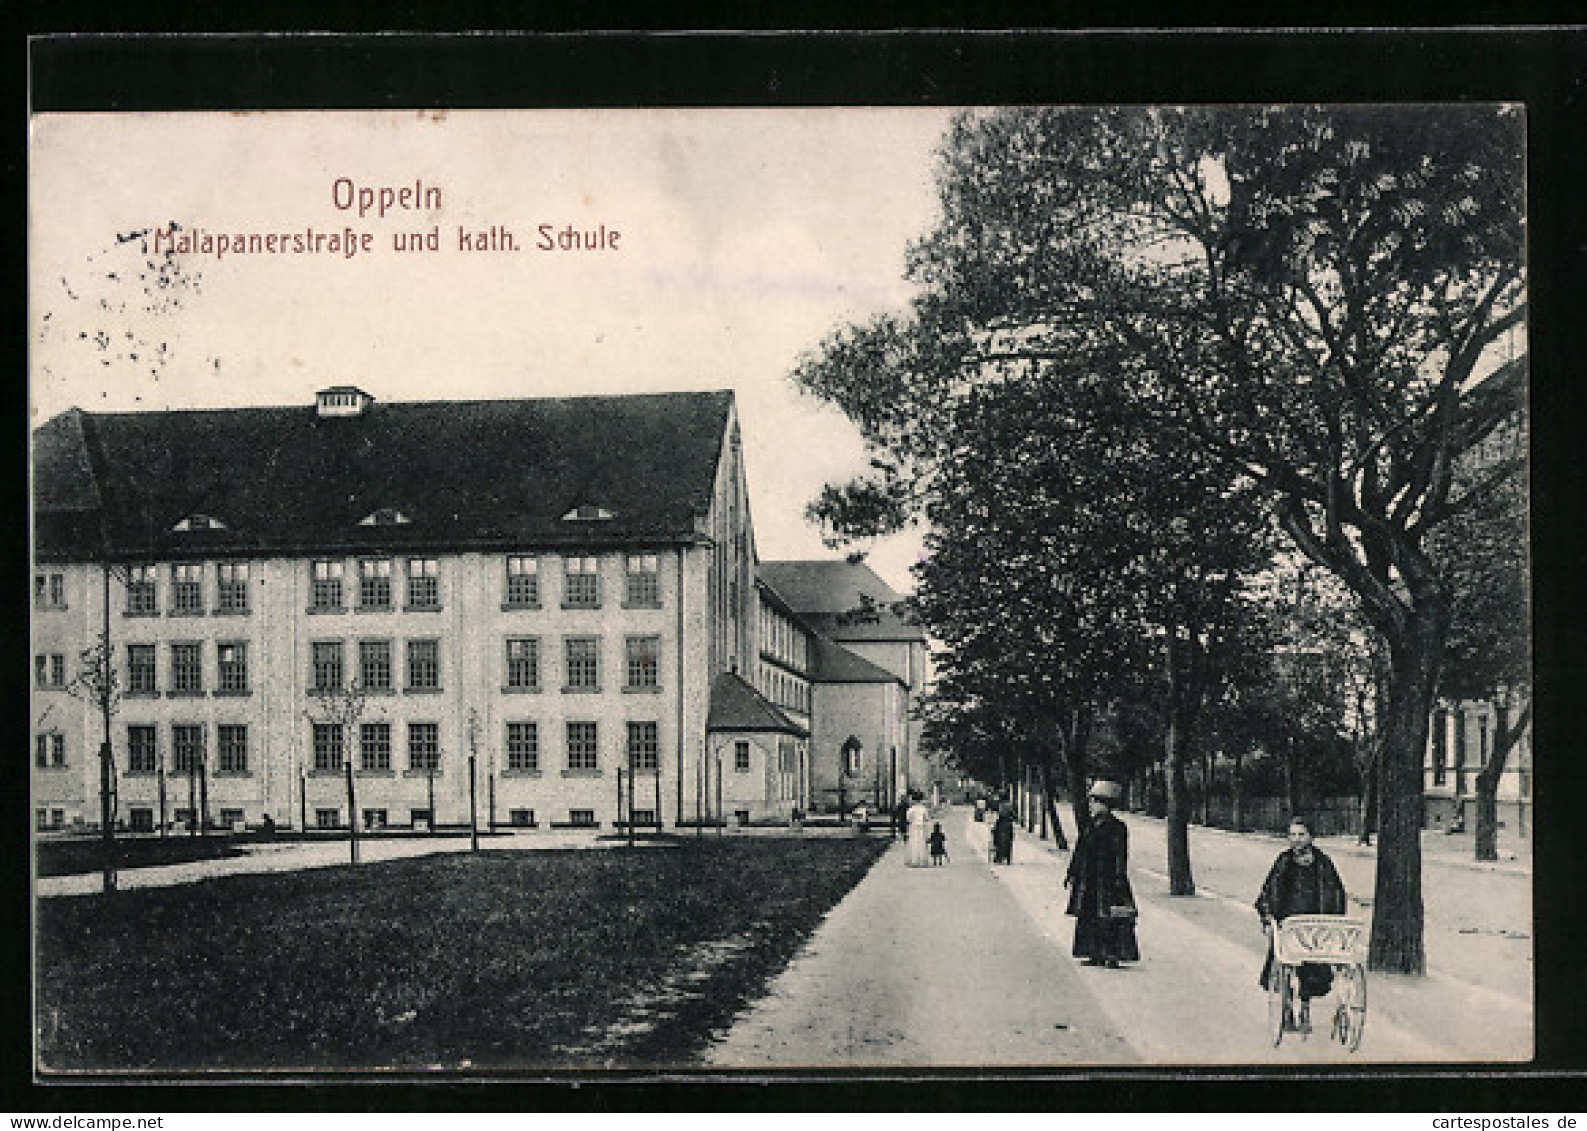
(1256, 816, 1346, 1027)
(1064, 780, 1139, 968)
(992, 802, 1015, 865)
(929, 822, 948, 865)
(905, 792, 931, 867)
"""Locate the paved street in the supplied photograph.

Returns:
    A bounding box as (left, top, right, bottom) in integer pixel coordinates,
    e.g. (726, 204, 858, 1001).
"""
(706, 806, 1533, 1068)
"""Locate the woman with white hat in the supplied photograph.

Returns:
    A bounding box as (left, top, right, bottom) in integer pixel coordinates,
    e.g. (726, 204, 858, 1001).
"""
(1063, 779, 1140, 968)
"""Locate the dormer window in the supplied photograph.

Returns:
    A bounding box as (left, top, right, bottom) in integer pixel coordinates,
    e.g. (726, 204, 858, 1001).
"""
(561, 504, 615, 522)
(358, 507, 412, 527)
(315, 386, 374, 418)
(172, 514, 227, 532)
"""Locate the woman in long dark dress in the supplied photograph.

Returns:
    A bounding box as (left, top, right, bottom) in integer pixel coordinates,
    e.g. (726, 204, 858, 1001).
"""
(991, 802, 1015, 865)
(1064, 780, 1140, 967)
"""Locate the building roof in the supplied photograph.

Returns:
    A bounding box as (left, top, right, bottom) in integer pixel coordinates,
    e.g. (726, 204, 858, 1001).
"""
(707, 672, 808, 737)
(807, 635, 906, 686)
(756, 559, 925, 643)
(32, 391, 735, 560)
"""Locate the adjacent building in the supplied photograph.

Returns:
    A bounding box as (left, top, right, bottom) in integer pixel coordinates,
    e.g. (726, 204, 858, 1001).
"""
(756, 560, 932, 810)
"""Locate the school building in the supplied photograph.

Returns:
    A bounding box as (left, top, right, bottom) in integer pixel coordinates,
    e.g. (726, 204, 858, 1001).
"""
(31, 386, 926, 835)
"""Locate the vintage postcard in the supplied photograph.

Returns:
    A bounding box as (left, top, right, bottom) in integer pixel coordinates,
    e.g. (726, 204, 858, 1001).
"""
(30, 89, 1535, 1080)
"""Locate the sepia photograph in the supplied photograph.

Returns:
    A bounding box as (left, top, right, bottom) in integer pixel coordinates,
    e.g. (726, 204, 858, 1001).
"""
(29, 54, 1537, 1082)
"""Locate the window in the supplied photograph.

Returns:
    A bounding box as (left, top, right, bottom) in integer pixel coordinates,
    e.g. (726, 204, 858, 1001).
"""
(172, 562, 204, 613)
(625, 553, 660, 607)
(625, 635, 660, 690)
(407, 558, 440, 608)
(510, 808, 535, 827)
(568, 809, 597, 828)
(359, 639, 393, 691)
(128, 725, 157, 773)
(565, 636, 600, 691)
(506, 722, 539, 771)
(217, 642, 249, 694)
(218, 808, 245, 830)
(505, 637, 540, 689)
(505, 555, 539, 606)
(362, 808, 388, 830)
(128, 644, 157, 695)
(217, 724, 248, 773)
(173, 724, 205, 774)
(35, 654, 65, 689)
(406, 639, 440, 690)
(311, 559, 344, 610)
(410, 808, 432, 828)
(35, 733, 65, 769)
(360, 722, 392, 771)
(129, 808, 154, 832)
(313, 722, 345, 772)
(359, 558, 393, 609)
(171, 642, 204, 695)
(564, 554, 600, 608)
(631, 809, 657, 827)
(408, 722, 440, 772)
(735, 740, 751, 773)
(127, 565, 158, 615)
(566, 721, 599, 771)
(217, 562, 249, 612)
(35, 572, 66, 609)
(36, 809, 49, 831)
(312, 641, 344, 691)
(316, 808, 342, 829)
(627, 722, 659, 771)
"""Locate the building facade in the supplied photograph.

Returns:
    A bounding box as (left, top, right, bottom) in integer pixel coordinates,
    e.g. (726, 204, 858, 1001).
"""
(1423, 694, 1533, 834)
(31, 387, 790, 834)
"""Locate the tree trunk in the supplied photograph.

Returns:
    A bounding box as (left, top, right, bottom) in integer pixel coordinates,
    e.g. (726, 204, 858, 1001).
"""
(1473, 701, 1531, 863)
(1164, 636, 1195, 896)
(1355, 742, 1379, 845)
(1164, 719, 1195, 896)
(1038, 761, 1069, 850)
(1231, 749, 1245, 833)
(1369, 618, 1444, 975)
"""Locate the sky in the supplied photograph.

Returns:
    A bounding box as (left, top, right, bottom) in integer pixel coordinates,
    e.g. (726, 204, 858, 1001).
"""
(29, 109, 961, 593)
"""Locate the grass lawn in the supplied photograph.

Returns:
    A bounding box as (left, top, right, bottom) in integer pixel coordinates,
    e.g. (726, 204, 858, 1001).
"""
(36, 836, 890, 1072)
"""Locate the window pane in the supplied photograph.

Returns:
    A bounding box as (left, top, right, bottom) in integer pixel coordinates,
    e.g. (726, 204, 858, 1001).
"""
(507, 722, 539, 771)
(506, 637, 540, 688)
(565, 637, 599, 689)
(407, 639, 440, 689)
(567, 722, 598, 770)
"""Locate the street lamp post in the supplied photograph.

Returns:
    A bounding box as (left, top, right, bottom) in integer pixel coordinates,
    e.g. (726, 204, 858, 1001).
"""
(466, 709, 481, 853)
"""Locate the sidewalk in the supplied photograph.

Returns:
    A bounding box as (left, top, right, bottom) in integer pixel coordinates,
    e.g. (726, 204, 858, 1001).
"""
(34, 830, 663, 898)
(704, 806, 1532, 1067)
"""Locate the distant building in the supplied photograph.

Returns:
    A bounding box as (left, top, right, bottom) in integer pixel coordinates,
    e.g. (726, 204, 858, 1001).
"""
(755, 560, 931, 809)
(1423, 695, 1532, 835)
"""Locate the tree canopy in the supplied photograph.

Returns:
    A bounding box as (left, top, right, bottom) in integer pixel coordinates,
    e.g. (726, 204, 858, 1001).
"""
(794, 105, 1526, 972)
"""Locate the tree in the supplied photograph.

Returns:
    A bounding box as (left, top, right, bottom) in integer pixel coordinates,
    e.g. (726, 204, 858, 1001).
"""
(305, 681, 369, 865)
(804, 305, 1274, 895)
(800, 106, 1523, 974)
(66, 635, 121, 895)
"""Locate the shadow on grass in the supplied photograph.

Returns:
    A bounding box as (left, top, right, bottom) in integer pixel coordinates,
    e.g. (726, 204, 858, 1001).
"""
(36, 836, 891, 1073)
